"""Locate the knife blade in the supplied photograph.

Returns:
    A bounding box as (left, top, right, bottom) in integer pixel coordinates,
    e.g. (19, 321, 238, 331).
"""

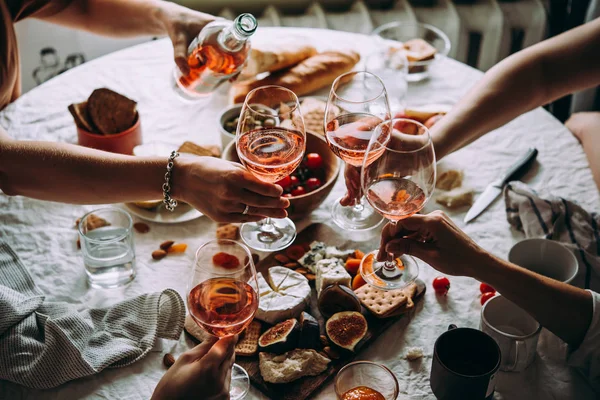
(464, 148, 538, 223)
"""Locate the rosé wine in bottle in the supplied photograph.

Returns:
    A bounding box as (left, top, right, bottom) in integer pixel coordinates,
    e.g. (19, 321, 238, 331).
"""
(237, 127, 306, 183)
(175, 13, 257, 99)
(188, 277, 258, 338)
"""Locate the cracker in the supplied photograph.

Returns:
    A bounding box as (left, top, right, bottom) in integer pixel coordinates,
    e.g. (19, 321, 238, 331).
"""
(217, 224, 240, 240)
(354, 284, 409, 317)
(184, 315, 213, 342)
(178, 141, 216, 157)
(235, 320, 261, 356)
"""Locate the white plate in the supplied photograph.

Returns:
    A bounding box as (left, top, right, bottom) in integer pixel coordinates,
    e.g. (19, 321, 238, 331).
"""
(124, 203, 203, 224)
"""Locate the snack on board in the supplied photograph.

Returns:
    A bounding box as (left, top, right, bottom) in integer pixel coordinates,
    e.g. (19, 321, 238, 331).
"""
(318, 283, 361, 319)
(354, 282, 418, 318)
(241, 36, 317, 78)
(298, 312, 320, 350)
(436, 170, 463, 191)
(326, 311, 368, 352)
(255, 267, 311, 324)
(230, 51, 361, 104)
(315, 258, 352, 295)
(236, 320, 262, 357)
(87, 88, 138, 135)
(177, 141, 215, 157)
(259, 349, 330, 384)
(258, 318, 301, 354)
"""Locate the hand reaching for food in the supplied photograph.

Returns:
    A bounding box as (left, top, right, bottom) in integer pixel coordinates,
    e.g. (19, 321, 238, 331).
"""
(174, 156, 289, 223)
(151, 336, 237, 400)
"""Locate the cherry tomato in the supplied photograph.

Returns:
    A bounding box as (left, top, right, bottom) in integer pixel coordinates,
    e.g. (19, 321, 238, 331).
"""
(282, 193, 293, 198)
(481, 291, 496, 306)
(480, 283, 496, 294)
(276, 176, 292, 190)
(306, 177, 322, 191)
(432, 276, 450, 295)
(291, 186, 307, 196)
(305, 153, 323, 170)
(290, 176, 300, 187)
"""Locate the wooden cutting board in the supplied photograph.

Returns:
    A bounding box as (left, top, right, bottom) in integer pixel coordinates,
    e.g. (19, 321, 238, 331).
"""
(237, 223, 425, 400)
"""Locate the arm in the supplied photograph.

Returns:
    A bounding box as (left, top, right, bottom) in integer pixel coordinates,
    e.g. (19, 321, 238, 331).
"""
(432, 18, 600, 160)
(380, 211, 593, 347)
(0, 127, 288, 222)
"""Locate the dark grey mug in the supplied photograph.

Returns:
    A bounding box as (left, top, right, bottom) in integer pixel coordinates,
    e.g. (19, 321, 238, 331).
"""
(430, 325, 501, 400)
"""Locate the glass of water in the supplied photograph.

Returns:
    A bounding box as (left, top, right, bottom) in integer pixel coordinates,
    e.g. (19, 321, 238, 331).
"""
(78, 207, 136, 288)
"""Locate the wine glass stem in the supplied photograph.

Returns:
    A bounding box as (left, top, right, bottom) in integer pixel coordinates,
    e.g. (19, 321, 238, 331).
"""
(383, 219, 398, 271)
(259, 217, 276, 233)
(352, 187, 365, 212)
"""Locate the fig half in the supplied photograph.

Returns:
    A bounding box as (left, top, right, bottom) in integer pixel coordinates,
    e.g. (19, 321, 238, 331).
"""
(318, 284, 362, 319)
(258, 318, 300, 354)
(326, 311, 368, 352)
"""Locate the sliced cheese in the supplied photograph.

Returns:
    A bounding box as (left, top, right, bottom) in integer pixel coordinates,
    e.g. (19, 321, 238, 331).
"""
(315, 258, 351, 295)
(256, 272, 273, 296)
(255, 267, 311, 325)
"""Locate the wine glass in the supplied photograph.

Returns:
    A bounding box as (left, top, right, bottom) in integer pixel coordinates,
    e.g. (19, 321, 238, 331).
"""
(236, 85, 306, 252)
(187, 239, 259, 400)
(324, 71, 391, 231)
(359, 118, 436, 290)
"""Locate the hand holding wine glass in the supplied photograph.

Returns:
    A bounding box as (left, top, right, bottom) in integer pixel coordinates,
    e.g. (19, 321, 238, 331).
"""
(359, 118, 436, 290)
(187, 239, 259, 399)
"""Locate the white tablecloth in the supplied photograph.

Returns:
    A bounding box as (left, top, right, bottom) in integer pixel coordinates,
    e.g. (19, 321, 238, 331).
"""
(1, 28, 598, 400)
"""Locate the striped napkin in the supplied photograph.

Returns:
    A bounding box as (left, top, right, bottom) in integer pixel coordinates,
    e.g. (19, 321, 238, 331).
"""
(0, 242, 185, 389)
(504, 181, 600, 291)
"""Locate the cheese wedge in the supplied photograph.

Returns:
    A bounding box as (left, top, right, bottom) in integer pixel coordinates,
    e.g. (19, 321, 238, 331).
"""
(298, 241, 327, 273)
(255, 267, 311, 324)
(315, 258, 351, 295)
(325, 246, 355, 261)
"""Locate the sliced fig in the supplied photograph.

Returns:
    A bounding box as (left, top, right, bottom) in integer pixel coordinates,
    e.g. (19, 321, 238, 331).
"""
(326, 311, 368, 352)
(318, 284, 362, 319)
(258, 318, 300, 354)
(298, 312, 320, 350)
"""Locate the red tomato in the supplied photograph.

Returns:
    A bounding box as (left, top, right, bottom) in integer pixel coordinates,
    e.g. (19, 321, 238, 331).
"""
(480, 283, 496, 294)
(276, 176, 292, 190)
(481, 292, 496, 306)
(291, 186, 307, 196)
(290, 176, 300, 187)
(306, 177, 322, 191)
(282, 193, 293, 198)
(305, 153, 323, 170)
(432, 276, 450, 295)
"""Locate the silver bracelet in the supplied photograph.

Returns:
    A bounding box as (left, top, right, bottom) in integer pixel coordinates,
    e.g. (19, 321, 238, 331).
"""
(162, 151, 180, 212)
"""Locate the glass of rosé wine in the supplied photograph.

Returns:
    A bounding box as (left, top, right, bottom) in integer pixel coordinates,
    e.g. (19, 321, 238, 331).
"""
(324, 71, 391, 231)
(187, 239, 259, 399)
(359, 118, 436, 290)
(236, 85, 306, 252)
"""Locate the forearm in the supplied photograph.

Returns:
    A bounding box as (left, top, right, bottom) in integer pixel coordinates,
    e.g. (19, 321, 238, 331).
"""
(42, 0, 189, 37)
(471, 251, 593, 347)
(0, 134, 173, 204)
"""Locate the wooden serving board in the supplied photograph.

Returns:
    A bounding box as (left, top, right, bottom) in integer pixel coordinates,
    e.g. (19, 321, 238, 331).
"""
(237, 223, 425, 400)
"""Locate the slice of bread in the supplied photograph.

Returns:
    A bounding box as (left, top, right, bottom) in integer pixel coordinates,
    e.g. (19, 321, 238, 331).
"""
(68, 101, 97, 133)
(259, 349, 330, 384)
(88, 88, 137, 135)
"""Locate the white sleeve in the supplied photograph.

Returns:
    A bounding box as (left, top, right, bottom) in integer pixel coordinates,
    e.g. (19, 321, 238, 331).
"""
(567, 290, 600, 392)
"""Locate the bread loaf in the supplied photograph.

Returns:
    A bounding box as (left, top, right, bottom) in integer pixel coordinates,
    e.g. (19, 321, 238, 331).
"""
(230, 51, 361, 104)
(88, 88, 137, 135)
(241, 37, 317, 78)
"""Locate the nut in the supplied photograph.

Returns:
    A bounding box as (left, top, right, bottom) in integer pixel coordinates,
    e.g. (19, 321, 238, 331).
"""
(305, 273, 316, 281)
(284, 262, 299, 269)
(160, 240, 175, 251)
(274, 254, 291, 264)
(152, 249, 167, 260)
(134, 222, 150, 234)
(323, 346, 340, 360)
(76, 238, 81, 249)
(163, 353, 175, 368)
(295, 267, 309, 275)
(319, 335, 329, 347)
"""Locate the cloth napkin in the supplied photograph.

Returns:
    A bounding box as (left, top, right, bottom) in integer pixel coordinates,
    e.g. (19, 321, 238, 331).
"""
(504, 181, 600, 291)
(0, 242, 185, 389)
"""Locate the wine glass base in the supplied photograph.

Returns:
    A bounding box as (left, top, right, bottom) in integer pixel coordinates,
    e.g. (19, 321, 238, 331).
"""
(230, 363, 250, 400)
(331, 197, 384, 232)
(240, 218, 297, 252)
(360, 251, 419, 290)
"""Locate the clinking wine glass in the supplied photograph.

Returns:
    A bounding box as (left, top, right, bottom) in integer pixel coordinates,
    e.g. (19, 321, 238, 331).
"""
(360, 118, 436, 290)
(324, 71, 391, 231)
(236, 85, 306, 251)
(187, 239, 259, 400)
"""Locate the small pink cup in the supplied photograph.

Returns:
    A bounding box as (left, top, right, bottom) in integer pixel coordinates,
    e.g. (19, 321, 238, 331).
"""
(77, 113, 142, 155)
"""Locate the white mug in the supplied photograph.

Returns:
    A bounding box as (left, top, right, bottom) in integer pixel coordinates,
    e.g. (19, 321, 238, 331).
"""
(480, 295, 541, 372)
(508, 238, 579, 284)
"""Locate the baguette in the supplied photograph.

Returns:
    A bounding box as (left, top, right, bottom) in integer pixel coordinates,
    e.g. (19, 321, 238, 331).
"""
(241, 37, 317, 78)
(230, 50, 361, 105)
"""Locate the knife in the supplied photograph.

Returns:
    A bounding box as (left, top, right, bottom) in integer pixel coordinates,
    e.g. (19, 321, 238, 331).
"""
(464, 148, 538, 223)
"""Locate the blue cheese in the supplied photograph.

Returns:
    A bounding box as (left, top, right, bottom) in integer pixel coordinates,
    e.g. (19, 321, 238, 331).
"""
(315, 258, 351, 295)
(298, 241, 327, 273)
(325, 246, 355, 261)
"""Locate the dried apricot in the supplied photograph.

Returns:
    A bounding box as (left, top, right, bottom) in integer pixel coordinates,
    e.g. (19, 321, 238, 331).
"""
(285, 245, 306, 261)
(352, 274, 366, 290)
(274, 254, 291, 264)
(345, 258, 362, 275)
(213, 252, 240, 269)
(167, 243, 187, 253)
(354, 249, 365, 260)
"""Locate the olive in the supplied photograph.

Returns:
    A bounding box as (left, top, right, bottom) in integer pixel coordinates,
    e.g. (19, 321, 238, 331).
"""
(264, 118, 276, 127)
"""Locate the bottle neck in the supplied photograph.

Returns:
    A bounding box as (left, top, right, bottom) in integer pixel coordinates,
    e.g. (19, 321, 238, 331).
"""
(219, 13, 257, 52)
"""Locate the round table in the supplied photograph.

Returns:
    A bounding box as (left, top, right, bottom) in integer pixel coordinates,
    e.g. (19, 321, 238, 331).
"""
(1, 27, 598, 400)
